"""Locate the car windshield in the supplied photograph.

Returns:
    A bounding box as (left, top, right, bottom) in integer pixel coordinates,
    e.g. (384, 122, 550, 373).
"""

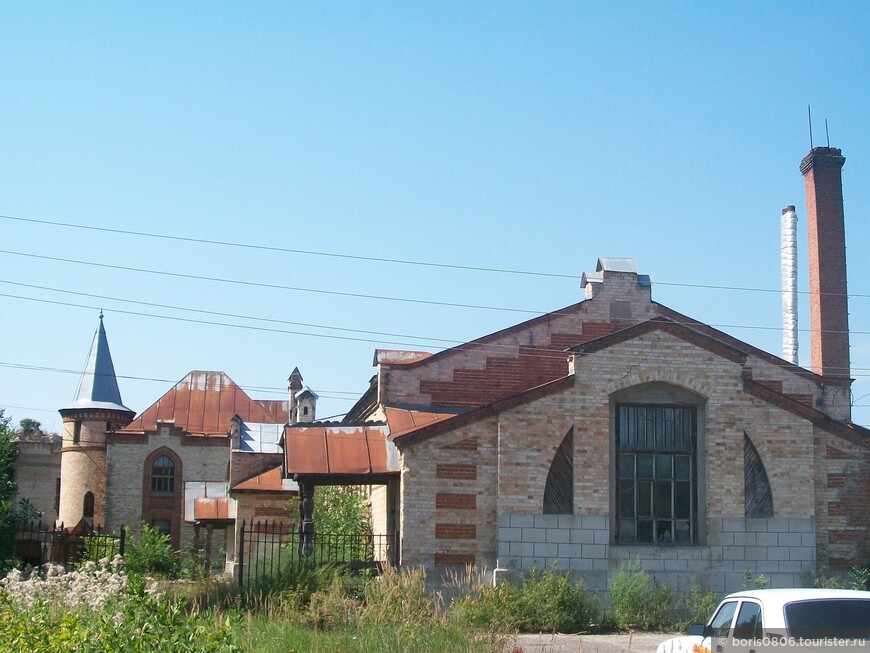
(784, 599, 870, 638)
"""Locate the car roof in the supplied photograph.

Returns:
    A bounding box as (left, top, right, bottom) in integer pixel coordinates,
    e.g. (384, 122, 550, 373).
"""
(722, 588, 870, 612)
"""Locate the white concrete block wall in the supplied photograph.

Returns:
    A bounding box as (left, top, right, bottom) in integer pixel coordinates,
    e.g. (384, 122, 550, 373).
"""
(497, 514, 816, 598)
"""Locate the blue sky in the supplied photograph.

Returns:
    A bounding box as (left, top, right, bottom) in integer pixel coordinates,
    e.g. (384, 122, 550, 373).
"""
(2, 2, 869, 431)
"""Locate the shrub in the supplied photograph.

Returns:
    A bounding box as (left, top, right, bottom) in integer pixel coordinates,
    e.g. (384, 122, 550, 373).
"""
(0, 558, 239, 652)
(450, 565, 598, 633)
(608, 559, 676, 630)
(680, 581, 719, 628)
(124, 524, 179, 578)
(804, 565, 870, 590)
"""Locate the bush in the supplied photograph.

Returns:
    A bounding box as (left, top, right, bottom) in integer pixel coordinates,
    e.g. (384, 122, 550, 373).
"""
(0, 558, 238, 652)
(608, 559, 676, 630)
(450, 565, 599, 633)
(804, 565, 870, 590)
(124, 524, 179, 578)
(680, 582, 719, 628)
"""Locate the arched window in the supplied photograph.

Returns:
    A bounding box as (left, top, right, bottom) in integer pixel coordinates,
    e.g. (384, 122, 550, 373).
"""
(544, 427, 574, 514)
(150, 455, 176, 494)
(614, 384, 703, 546)
(744, 434, 773, 518)
(83, 491, 95, 519)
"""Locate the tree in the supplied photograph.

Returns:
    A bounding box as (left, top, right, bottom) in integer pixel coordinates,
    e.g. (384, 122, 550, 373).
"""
(17, 418, 42, 438)
(312, 485, 372, 536)
(1, 409, 20, 564)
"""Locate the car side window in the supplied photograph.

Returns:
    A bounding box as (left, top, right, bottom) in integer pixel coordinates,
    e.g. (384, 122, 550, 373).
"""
(709, 601, 739, 638)
(733, 601, 763, 639)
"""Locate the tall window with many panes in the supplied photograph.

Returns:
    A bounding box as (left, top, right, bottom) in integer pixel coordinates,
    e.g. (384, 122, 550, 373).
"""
(616, 405, 696, 544)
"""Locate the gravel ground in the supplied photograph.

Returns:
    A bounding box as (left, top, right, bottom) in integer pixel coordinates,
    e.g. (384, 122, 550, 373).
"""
(506, 632, 680, 653)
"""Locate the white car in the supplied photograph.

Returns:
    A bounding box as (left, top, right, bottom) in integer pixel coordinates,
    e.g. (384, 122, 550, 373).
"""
(657, 588, 870, 653)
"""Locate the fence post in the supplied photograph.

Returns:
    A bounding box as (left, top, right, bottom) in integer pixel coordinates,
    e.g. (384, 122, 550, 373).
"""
(119, 525, 126, 557)
(237, 520, 246, 589)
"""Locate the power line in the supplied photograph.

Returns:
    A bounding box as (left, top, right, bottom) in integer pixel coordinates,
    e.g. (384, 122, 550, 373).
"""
(0, 249, 545, 315)
(0, 279, 464, 347)
(3, 213, 868, 300)
(0, 213, 575, 280)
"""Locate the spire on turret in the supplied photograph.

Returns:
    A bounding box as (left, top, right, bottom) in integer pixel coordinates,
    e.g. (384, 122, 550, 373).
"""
(62, 313, 132, 413)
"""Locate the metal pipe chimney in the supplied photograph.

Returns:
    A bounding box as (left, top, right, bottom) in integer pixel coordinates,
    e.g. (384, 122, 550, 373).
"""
(780, 205, 799, 365)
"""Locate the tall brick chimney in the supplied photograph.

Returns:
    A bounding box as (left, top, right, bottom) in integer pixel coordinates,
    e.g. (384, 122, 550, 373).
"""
(800, 146, 850, 384)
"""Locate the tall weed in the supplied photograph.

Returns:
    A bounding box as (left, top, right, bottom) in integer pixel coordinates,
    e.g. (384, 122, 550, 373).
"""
(608, 559, 676, 630)
(450, 565, 598, 633)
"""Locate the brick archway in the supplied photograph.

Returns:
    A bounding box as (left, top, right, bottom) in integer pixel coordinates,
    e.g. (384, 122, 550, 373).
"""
(142, 447, 183, 549)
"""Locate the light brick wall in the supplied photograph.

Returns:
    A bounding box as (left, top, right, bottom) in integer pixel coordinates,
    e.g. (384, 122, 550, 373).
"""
(381, 269, 657, 409)
(399, 417, 499, 567)
(106, 432, 231, 547)
(399, 327, 834, 586)
(814, 429, 870, 567)
(14, 440, 61, 525)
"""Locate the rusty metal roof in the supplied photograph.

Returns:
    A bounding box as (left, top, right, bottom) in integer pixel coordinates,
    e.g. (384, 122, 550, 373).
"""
(383, 406, 460, 439)
(123, 371, 288, 435)
(193, 498, 233, 523)
(232, 466, 299, 493)
(284, 424, 399, 477)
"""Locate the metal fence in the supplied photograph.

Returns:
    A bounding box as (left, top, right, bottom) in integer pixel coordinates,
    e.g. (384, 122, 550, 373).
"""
(237, 520, 398, 588)
(13, 521, 125, 570)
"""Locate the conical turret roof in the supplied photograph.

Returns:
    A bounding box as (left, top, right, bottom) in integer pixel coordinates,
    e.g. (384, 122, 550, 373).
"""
(62, 314, 133, 414)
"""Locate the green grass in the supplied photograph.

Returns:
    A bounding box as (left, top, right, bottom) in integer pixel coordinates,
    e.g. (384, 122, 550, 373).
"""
(239, 615, 498, 653)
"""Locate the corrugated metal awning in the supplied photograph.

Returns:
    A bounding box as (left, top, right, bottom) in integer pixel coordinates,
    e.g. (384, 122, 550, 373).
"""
(284, 425, 399, 478)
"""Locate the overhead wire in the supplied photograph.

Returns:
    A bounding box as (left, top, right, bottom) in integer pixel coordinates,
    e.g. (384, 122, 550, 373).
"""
(1, 213, 868, 300)
(2, 213, 868, 415)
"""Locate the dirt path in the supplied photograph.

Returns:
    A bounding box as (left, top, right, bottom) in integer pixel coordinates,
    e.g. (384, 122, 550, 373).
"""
(507, 632, 679, 653)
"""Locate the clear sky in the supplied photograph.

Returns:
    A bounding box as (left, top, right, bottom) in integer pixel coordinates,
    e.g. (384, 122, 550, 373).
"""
(2, 2, 869, 432)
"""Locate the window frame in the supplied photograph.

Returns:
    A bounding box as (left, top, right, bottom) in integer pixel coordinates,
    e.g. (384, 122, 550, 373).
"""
(615, 402, 698, 545)
(150, 454, 176, 495)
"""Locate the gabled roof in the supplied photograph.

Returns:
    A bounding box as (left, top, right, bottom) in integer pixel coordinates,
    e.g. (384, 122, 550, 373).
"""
(389, 318, 869, 450)
(61, 314, 133, 415)
(123, 371, 288, 435)
(570, 315, 748, 364)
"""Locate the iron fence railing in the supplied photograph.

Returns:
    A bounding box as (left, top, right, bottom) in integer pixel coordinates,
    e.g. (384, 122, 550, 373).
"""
(237, 520, 398, 588)
(12, 521, 125, 571)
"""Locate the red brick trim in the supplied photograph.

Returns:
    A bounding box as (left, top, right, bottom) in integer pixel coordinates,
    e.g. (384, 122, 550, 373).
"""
(394, 376, 574, 448)
(435, 493, 476, 509)
(744, 380, 870, 450)
(436, 464, 477, 480)
(826, 444, 854, 459)
(441, 437, 479, 451)
(435, 553, 476, 567)
(573, 316, 748, 364)
(435, 523, 477, 539)
(107, 432, 148, 444)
